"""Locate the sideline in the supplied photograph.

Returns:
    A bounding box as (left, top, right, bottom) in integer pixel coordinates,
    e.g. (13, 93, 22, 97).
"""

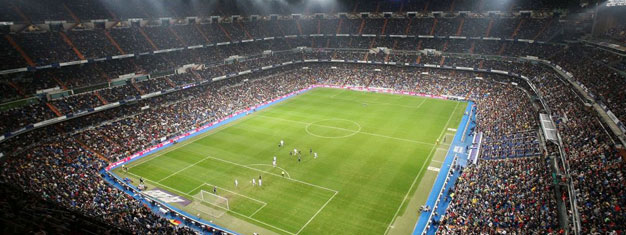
(384, 102, 462, 235)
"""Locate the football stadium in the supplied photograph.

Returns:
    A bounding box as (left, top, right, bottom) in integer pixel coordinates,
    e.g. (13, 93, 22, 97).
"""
(0, 0, 625, 234)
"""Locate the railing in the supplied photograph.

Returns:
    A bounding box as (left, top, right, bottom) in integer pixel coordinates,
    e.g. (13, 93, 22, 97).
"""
(421, 155, 459, 235)
(460, 104, 473, 142)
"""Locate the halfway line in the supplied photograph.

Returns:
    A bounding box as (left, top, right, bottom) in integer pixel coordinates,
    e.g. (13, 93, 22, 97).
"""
(256, 115, 435, 146)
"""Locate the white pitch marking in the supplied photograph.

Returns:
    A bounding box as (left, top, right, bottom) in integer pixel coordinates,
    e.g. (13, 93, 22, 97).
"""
(296, 191, 338, 234)
(329, 89, 346, 98)
(257, 115, 435, 146)
(201, 183, 268, 205)
(187, 182, 206, 194)
(128, 133, 199, 170)
(313, 92, 430, 110)
(415, 98, 428, 109)
(203, 155, 338, 193)
(125, 172, 296, 235)
(427, 166, 441, 172)
(158, 155, 212, 183)
(304, 118, 362, 139)
(128, 118, 239, 170)
(247, 164, 292, 179)
(172, 154, 339, 233)
(249, 203, 267, 217)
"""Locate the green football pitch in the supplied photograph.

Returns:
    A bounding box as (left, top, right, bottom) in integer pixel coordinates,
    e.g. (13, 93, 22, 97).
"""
(112, 87, 466, 235)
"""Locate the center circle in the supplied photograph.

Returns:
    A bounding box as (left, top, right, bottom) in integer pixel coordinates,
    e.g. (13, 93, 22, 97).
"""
(305, 119, 362, 138)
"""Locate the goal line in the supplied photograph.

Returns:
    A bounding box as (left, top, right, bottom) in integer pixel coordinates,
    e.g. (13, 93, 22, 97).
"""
(199, 189, 230, 210)
(190, 183, 268, 217)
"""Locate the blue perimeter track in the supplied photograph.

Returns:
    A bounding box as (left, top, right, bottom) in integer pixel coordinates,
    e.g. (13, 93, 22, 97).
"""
(413, 101, 476, 235)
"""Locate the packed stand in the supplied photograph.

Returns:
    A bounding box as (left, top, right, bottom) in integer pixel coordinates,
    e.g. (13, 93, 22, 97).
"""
(0, 139, 200, 234)
(437, 157, 559, 234)
(551, 44, 626, 124)
(525, 65, 626, 234)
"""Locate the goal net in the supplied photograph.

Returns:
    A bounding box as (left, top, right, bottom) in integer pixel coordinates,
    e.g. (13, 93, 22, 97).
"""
(191, 201, 226, 218)
(200, 190, 229, 210)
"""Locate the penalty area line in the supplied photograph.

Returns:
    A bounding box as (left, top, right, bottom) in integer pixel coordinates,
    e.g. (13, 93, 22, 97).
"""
(157, 155, 212, 183)
(247, 164, 292, 178)
(203, 155, 338, 193)
(127, 133, 199, 170)
(198, 183, 268, 208)
(249, 203, 267, 217)
(296, 191, 338, 235)
(187, 182, 206, 194)
(124, 172, 297, 235)
(127, 120, 233, 170)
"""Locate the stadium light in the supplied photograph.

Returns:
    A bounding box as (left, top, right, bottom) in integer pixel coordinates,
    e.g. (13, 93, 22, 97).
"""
(607, 0, 626, 6)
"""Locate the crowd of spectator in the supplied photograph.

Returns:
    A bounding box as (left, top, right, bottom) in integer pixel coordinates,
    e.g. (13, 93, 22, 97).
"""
(1, 34, 571, 110)
(0, 182, 124, 234)
(0, 139, 203, 234)
(523, 65, 626, 234)
(66, 29, 120, 59)
(437, 157, 559, 234)
(0, 59, 562, 233)
(463, 58, 626, 233)
(0, 9, 625, 234)
(605, 25, 626, 45)
(0, 101, 57, 134)
(49, 92, 103, 114)
(1, 15, 567, 69)
(11, 32, 79, 65)
(549, 44, 626, 126)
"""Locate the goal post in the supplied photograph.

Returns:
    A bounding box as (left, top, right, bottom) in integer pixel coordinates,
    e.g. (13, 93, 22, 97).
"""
(200, 190, 230, 210)
(192, 184, 267, 217)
